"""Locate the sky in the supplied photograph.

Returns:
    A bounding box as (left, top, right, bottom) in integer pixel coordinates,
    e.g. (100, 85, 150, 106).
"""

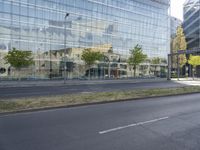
(171, 0, 186, 21)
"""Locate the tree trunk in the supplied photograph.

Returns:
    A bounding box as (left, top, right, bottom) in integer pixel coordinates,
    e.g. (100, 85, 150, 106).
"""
(134, 65, 136, 77)
(17, 68, 21, 81)
(193, 67, 195, 80)
(131, 68, 133, 77)
(180, 66, 182, 78)
(108, 62, 110, 79)
(88, 65, 91, 80)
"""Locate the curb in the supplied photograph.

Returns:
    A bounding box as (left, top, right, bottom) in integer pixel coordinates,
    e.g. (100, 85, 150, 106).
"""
(0, 91, 199, 117)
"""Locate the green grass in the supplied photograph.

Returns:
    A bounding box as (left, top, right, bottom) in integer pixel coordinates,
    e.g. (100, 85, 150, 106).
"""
(0, 86, 200, 113)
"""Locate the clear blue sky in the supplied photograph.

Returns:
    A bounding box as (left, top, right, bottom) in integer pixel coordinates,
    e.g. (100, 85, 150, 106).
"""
(171, 0, 185, 21)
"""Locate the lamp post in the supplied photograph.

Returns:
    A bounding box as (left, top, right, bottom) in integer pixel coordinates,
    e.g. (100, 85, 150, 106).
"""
(64, 13, 69, 84)
(177, 54, 180, 81)
(49, 33, 52, 80)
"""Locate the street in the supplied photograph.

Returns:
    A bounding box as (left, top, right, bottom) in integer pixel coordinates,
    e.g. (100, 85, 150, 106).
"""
(0, 80, 185, 99)
(1, 93, 200, 150)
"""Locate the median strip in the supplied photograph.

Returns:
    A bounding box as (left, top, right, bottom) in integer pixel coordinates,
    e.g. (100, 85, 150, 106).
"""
(0, 86, 200, 114)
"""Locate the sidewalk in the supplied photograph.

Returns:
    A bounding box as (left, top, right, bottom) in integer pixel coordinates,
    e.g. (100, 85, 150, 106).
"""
(172, 78, 200, 86)
(0, 78, 167, 88)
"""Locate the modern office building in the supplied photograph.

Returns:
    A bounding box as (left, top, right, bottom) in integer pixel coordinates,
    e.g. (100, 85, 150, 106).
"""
(183, 0, 200, 50)
(171, 16, 182, 38)
(0, 0, 170, 79)
(182, 0, 200, 77)
(170, 16, 182, 55)
(170, 17, 182, 75)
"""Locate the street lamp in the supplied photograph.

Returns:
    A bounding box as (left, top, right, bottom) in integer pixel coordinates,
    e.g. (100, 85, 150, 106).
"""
(64, 13, 69, 84)
(49, 32, 52, 80)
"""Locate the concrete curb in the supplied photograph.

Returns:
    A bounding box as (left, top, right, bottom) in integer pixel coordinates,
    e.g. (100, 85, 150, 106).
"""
(0, 91, 199, 117)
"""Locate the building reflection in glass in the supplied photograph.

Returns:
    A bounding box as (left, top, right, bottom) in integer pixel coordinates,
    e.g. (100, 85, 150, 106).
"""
(0, 0, 170, 79)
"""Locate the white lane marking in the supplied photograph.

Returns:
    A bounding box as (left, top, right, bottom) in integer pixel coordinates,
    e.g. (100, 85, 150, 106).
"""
(81, 92, 93, 94)
(99, 116, 169, 134)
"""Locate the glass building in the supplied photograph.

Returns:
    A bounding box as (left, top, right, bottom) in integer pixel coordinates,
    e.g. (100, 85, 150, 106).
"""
(171, 16, 182, 38)
(183, 0, 200, 77)
(183, 0, 200, 50)
(0, 0, 170, 79)
(170, 16, 182, 55)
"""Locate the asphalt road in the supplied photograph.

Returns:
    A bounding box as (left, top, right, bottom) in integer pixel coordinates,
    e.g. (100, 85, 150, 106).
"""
(1, 93, 200, 150)
(0, 80, 185, 99)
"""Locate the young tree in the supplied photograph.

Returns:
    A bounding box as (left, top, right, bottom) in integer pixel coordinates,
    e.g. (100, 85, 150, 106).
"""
(108, 47, 113, 53)
(81, 48, 103, 79)
(128, 44, 147, 77)
(4, 48, 34, 80)
(172, 26, 187, 70)
(188, 55, 200, 79)
(160, 58, 167, 64)
(151, 57, 161, 76)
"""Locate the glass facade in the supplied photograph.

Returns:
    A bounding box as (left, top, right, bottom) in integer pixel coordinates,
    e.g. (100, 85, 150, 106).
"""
(170, 16, 182, 38)
(0, 0, 170, 79)
(183, 0, 200, 50)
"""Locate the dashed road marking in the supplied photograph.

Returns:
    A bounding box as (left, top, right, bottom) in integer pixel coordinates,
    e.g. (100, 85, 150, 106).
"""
(99, 116, 169, 134)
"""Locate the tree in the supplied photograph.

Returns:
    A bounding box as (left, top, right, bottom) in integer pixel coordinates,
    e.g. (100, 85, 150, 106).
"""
(81, 48, 103, 79)
(108, 47, 113, 53)
(188, 55, 200, 79)
(128, 44, 147, 77)
(172, 26, 187, 71)
(4, 48, 34, 80)
(160, 58, 167, 64)
(151, 57, 161, 76)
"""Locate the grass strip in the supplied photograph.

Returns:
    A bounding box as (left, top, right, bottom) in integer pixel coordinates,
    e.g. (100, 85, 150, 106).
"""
(0, 86, 200, 113)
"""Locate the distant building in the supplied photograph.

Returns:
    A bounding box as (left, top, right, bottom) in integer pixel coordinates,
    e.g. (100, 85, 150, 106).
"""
(171, 17, 182, 38)
(170, 16, 182, 54)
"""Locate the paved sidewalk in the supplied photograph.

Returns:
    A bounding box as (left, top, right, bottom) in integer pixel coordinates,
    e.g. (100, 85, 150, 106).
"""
(172, 78, 200, 86)
(0, 78, 167, 88)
